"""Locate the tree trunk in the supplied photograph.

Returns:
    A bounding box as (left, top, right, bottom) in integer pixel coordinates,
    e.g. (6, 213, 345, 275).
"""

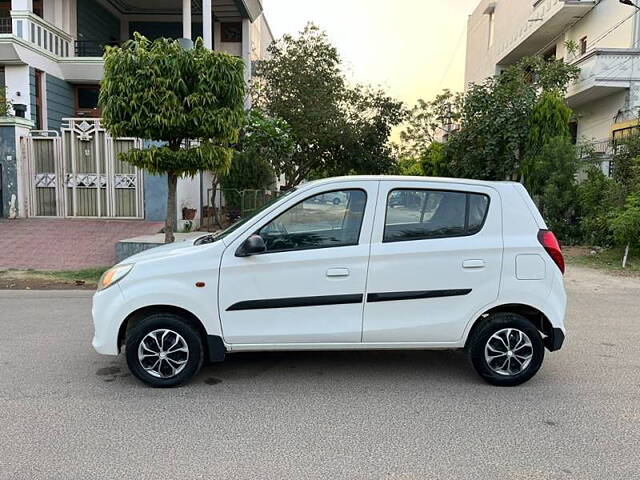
(210, 175, 223, 229)
(165, 172, 178, 244)
(622, 243, 630, 269)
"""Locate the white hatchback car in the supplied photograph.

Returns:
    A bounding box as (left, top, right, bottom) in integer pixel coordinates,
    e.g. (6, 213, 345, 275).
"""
(92, 176, 566, 387)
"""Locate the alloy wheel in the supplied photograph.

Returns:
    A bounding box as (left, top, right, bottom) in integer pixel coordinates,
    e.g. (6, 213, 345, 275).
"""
(137, 329, 189, 379)
(484, 328, 533, 376)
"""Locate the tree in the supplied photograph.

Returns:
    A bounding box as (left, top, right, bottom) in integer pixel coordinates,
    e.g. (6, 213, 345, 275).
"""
(443, 57, 579, 181)
(253, 23, 345, 187)
(254, 23, 404, 186)
(523, 90, 572, 195)
(100, 34, 245, 243)
(219, 110, 294, 217)
(536, 137, 580, 243)
(419, 142, 449, 177)
(610, 194, 640, 268)
(320, 85, 405, 177)
(399, 90, 463, 159)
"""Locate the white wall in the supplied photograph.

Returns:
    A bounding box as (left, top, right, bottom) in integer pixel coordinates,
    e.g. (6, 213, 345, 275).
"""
(574, 90, 627, 140)
(4, 65, 31, 119)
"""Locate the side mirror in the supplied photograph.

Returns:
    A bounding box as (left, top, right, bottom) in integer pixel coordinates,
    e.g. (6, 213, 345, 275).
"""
(236, 234, 266, 257)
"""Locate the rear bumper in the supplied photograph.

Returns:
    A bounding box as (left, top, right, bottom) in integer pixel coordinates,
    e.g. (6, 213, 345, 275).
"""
(545, 327, 565, 352)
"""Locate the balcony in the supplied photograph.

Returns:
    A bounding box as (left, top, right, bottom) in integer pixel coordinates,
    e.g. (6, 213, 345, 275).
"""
(496, 0, 596, 66)
(566, 48, 640, 107)
(9, 10, 73, 57)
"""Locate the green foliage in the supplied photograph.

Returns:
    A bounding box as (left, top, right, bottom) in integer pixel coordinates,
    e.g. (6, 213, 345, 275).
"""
(399, 90, 463, 159)
(241, 110, 294, 171)
(442, 57, 579, 180)
(535, 137, 580, 243)
(254, 23, 404, 185)
(578, 166, 615, 246)
(220, 153, 275, 210)
(610, 194, 640, 248)
(99, 34, 246, 242)
(0, 88, 12, 116)
(395, 157, 424, 176)
(419, 142, 449, 177)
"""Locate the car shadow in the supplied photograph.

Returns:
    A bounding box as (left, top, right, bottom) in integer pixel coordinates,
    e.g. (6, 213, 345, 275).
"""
(195, 348, 480, 386)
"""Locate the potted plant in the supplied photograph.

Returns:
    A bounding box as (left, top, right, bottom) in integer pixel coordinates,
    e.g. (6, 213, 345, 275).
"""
(181, 201, 197, 220)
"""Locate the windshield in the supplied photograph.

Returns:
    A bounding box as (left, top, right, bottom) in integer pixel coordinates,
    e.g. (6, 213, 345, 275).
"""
(194, 189, 296, 245)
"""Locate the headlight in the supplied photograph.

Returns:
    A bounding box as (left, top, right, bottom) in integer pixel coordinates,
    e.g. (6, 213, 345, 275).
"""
(97, 264, 133, 291)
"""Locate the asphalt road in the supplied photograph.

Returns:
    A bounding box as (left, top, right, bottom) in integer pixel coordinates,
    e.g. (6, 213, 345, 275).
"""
(1, 266, 639, 479)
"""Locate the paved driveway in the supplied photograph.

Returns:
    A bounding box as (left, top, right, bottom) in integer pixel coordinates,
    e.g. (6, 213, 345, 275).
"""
(0, 266, 639, 479)
(0, 218, 163, 270)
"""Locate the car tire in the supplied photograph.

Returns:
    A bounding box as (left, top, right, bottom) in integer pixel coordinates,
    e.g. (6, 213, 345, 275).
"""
(467, 312, 544, 387)
(125, 313, 204, 388)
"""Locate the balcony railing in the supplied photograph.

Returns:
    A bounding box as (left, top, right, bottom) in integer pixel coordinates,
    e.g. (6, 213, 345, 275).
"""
(566, 49, 640, 106)
(577, 138, 613, 159)
(497, 0, 596, 65)
(10, 11, 73, 57)
(0, 17, 11, 34)
(74, 40, 120, 58)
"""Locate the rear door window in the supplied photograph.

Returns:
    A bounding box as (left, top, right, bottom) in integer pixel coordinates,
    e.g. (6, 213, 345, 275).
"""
(383, 189, 490, 243)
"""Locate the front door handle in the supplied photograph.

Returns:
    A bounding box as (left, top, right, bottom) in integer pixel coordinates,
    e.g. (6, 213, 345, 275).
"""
(326, 268, 350, 277)
(463, 259, 485, 269)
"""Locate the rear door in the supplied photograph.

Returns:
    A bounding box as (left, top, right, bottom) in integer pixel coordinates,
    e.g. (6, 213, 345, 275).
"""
(363, 181, 502, 343)
(218, 181, 378, 345)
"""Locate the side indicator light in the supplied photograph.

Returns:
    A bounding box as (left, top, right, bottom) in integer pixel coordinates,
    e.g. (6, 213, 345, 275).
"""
(195, 282, 206, 288)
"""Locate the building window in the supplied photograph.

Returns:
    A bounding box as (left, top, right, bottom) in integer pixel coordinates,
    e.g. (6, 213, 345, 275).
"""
(75, 85, 100, 117)
(488, 12, 496, 48)
(580, 36, 587, 55)
(569, 121, 578, 145)
(33, 0, 43, 17)
(34, 69, 44, 130)
(221, 22, 242, 43)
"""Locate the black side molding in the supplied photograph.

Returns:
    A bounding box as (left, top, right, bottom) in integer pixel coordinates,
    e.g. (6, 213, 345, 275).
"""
(226, 294, 363, 311)
(207, 335, 226, 363)
(367, 289, 472, 303)
(544, 327, 565, 352)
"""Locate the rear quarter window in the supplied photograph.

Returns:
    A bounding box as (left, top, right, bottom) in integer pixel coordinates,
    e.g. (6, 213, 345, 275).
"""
(383, 188, 490, 243)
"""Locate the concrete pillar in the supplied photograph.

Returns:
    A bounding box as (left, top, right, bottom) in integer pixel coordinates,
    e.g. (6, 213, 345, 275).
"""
(203, 0, 212, 49)
(182, 0, 192, 40)
(242, 19, 252, 107)
(11, 0, 32, 11)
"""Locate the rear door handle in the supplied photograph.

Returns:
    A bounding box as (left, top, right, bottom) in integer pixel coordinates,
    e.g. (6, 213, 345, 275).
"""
(326, 268, 350, 277)
(463, 259, 485, 269)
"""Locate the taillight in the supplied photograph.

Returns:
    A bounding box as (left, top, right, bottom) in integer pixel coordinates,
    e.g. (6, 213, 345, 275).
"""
(538, 229, 565, 274)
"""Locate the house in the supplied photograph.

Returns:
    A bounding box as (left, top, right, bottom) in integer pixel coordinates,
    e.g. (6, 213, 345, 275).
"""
(0, 0, 273, 226)
(465, 0, 640, 174)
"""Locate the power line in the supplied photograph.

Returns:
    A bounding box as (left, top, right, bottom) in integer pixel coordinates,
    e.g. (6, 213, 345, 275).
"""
(437, 23, 467, 90)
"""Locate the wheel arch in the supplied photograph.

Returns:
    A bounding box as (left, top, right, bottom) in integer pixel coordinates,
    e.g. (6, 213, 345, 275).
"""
(118, 305, 226, 362)
(464, 303, 562, 351)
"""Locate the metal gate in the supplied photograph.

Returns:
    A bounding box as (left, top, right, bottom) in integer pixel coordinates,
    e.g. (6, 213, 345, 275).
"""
(26, 119, 144, 218)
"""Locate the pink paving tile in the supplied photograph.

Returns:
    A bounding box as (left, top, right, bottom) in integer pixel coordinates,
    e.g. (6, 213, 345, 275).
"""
(0, 219, 163, 270)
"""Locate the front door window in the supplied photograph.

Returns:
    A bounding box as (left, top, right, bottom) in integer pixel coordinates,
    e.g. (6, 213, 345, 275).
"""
(258, 189, 367, 253)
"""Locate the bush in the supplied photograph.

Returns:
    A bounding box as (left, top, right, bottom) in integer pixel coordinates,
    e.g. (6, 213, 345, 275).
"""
(534, 137, 580, 243)
(220, 153, 275, 210)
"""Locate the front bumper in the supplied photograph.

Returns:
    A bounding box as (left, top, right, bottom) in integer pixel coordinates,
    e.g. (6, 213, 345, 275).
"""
(91, 284, 126, 356)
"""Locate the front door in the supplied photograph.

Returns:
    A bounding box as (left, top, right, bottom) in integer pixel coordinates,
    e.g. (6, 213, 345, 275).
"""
(219, 182, 378, 345)
(363, 181, 502, 344)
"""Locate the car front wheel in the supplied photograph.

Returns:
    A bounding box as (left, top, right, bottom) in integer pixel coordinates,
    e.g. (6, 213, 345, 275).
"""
(468, 313, 545, 387)
(125, 313, 204, 388)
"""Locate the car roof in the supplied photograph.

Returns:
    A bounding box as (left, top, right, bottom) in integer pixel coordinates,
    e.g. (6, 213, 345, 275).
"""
(298, 175, 518, 191)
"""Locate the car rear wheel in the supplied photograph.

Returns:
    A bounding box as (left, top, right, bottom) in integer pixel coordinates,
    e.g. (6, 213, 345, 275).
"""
(125, 313, 204, 388)
(468, 313, 544, 387)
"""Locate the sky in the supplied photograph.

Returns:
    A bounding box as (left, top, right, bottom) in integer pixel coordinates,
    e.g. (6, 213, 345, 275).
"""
(262, 0, 481, 110)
